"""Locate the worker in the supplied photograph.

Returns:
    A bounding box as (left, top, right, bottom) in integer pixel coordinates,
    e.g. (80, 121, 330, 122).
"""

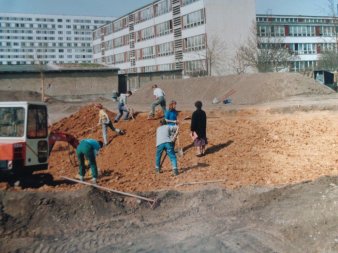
(190, 100, 207, 157)
(148, 84, 166, 119)
(165, 100, 178, 126)
(165, 100, 179, 143)
(76, 138, 103, 184)
(96, 104, 124, 146)
(114, 90, 132, 122)
(155, 119, 179, 176)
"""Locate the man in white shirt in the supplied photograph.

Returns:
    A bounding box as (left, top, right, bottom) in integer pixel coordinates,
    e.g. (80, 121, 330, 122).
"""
(149, 84, 166, 119)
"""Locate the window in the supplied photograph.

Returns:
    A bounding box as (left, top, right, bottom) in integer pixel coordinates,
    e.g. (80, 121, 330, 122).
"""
(139, 46, 155, 59)
(138, 6, 153, 22)
(182, 9, 205, 29)
(184, 34, 205, 51)
(185, 59, 206, 75)
(154, 0, 171, 16)
(182, 0, 200, 6)
(157, 42, 174, 56)
(156, 20, 172, 36)
(114, 36, 123, 48)
(113, 17, 127, 32)
(0, 107, 25, 137)
(289, 26, 315, 37)
(289, 43, 316, 54)
(138, 26, 155, 41)
(27, 105, 48, 138)
(115, 52, 125, 63)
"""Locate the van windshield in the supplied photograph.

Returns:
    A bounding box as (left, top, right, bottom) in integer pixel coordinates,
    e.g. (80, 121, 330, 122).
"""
(0, 107, 25, 137)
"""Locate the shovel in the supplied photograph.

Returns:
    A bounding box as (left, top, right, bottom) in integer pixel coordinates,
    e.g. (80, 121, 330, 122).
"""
(175, 135, 184, 157)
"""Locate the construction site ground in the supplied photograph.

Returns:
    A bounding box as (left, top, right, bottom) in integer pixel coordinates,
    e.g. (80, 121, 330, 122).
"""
(1, 73, 338, 252)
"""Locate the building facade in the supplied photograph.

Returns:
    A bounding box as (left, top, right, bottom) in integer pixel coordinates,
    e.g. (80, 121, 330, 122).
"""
(257, 14, 338, 72)
(0, 13, 114, 65)
(92, 0, 255, 76)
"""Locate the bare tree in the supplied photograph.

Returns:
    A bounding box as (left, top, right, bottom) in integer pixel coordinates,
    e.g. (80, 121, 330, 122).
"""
(205, 35, 227, 76)
(317, 0, 338, 71)
(317, 50, 338, 70)
(190, 35, 227, 76)
(234, 22, 297, 73)
(27, 46, 48, 102)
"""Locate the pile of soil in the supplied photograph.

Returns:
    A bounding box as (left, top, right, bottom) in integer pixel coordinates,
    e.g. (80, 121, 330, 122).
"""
(129, 72, 333, 108)
(1, 72, 338, 252)
(1, 176, 338, 252)
(11, 104, 333, 194)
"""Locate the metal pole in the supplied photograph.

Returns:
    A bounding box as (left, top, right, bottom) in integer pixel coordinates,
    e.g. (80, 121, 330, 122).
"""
(61, 176, 156, 203)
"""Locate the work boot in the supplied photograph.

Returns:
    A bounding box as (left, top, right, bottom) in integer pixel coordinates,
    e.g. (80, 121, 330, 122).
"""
(155, 168, 162, 174)
(173, 169, 179, 176)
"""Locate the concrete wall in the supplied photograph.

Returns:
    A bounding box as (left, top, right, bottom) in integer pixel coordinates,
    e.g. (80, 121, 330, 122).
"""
(127, 70, 183, 91)
(205, 0, 256, 75)
(0, 71, 119, 98)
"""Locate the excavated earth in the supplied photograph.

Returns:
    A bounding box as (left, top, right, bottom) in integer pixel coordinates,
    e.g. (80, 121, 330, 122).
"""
(1, 72, 338, 252)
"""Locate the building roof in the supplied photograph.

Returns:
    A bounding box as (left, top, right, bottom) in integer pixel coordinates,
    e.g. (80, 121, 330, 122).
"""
(0, 64, 119, 74)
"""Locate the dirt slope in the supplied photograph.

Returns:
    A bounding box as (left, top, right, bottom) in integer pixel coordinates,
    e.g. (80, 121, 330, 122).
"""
(129, 72, 333, 108)
(20, 104, 336, 194)
(1, 176, 338, 253)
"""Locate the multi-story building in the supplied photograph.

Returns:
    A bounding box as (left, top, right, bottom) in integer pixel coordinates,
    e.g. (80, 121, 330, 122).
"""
(256, 14, 338, 72)
(93, 0, 255, 76)
(0, 13, 114, 65)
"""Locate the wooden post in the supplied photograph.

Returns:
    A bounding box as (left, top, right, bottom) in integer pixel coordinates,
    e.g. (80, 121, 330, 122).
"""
(40, 71, 45, 102)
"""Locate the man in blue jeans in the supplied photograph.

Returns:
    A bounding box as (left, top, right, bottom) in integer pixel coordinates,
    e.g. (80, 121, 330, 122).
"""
(114, 91, 132, 122)
(155, 119, 179, 176)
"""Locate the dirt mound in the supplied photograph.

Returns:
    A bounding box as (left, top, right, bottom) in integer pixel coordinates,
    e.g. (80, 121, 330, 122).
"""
(1, 176, 338, 252)
(6, 102, 329, 194)
(129, 72, 333, 107)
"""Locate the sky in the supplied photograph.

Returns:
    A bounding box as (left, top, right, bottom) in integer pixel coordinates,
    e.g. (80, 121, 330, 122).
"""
(0, 0, 336, 18)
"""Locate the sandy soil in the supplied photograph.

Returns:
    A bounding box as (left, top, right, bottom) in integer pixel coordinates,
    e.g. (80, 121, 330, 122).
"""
(1, 72, 338, 252)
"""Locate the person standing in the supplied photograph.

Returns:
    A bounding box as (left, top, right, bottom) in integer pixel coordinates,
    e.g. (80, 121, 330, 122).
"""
(76, 139, 103, 184)
(165, 100, 178, 126)
(155, 119, 179, 176)
(190, 101, 207, 156)
(114, 91, 132, 123)
(96, 104, 124, 146)
(149, 84, 166, 119)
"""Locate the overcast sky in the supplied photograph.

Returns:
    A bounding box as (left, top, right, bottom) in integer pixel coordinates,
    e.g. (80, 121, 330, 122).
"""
(0, 0, 335, 17)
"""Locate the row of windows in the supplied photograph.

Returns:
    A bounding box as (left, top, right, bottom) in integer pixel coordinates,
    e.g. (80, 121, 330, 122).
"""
(1, 60, 92, 65)
(0, 29, 34, 34)
(258, 25, 338, 37)
(259, 42, 337, 55)
(257, 16, 336, 24)
(96, 33, 206, 56)
(0, 22, 100, 30)
(1, 41, 91, 47)
(0, 17, 108, 24)
(0, 54, 91, 59)
(96, 0, 202, 37)
(290, 60, 317, 72)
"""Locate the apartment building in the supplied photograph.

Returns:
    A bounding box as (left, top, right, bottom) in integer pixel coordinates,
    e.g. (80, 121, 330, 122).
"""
(0, 13, 114, 65)
(257, 14, 338, 72)
(93, 0, 255, 76)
